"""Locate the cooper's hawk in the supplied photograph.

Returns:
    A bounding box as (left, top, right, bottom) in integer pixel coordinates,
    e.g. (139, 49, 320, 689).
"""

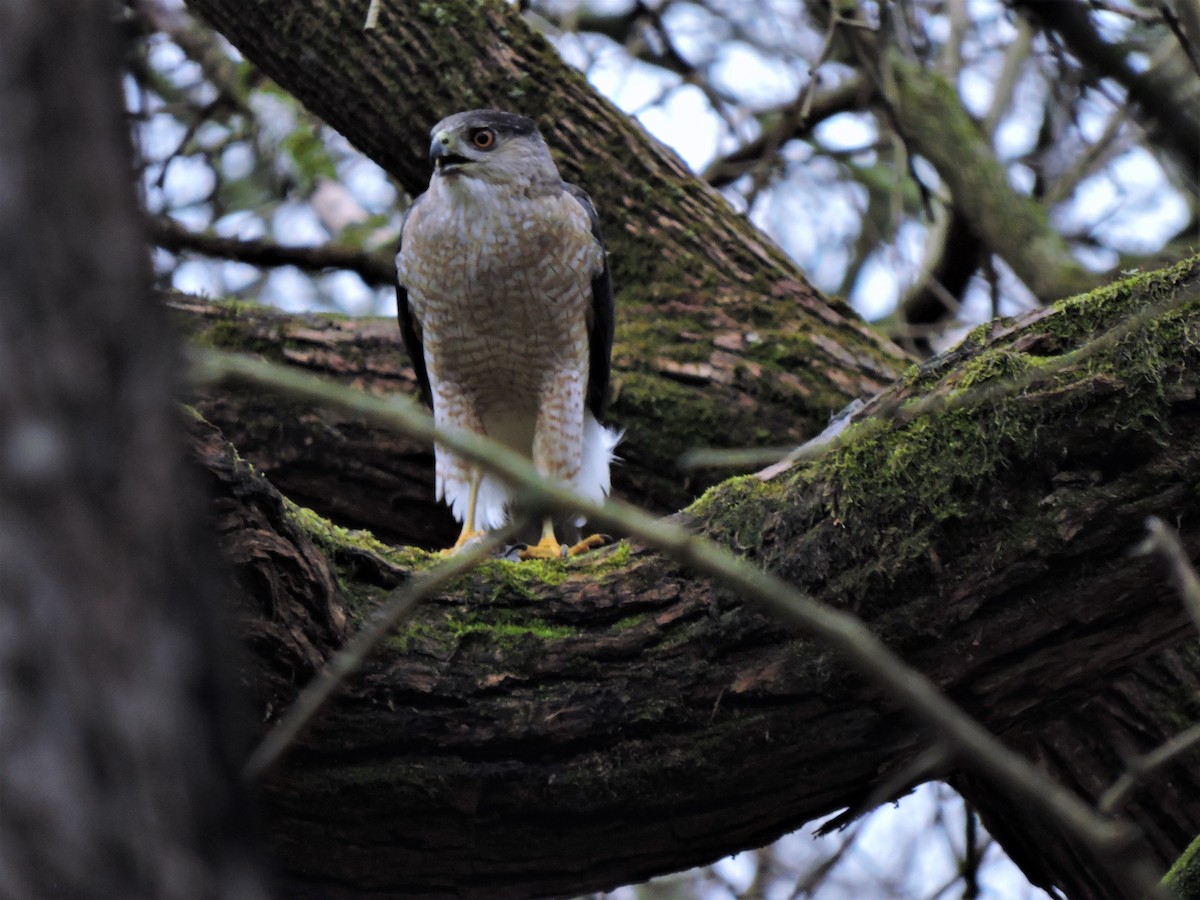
(395, 109, 618, 559)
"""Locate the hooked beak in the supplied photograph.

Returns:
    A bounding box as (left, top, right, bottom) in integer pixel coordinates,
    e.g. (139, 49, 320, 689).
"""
(430, 130, 470, 173)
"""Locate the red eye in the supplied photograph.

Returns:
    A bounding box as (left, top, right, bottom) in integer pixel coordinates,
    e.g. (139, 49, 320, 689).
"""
(471, 128, 496, 150)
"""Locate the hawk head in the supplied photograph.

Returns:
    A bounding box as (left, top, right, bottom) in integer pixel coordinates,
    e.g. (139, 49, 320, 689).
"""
(428, 109, 559, 189)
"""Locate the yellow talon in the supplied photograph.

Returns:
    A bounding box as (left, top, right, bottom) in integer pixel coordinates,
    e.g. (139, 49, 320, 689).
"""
(518, 521, 567, 560)
(440, 527, 486, 556)
(517, 519, 607, 560)
(567, 533, 608, 555)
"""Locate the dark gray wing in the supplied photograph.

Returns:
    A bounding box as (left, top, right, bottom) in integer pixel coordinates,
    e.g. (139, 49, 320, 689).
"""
(395, 198, 433, 409)
(562, 182, 614, 419)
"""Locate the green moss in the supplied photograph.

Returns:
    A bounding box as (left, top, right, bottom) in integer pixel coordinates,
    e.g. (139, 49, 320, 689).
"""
(954, 349, 1035, 390)
(1166, 831, 1200, 898)
(182, 299, 279, 357)
(688, 475, 785, 555)
(614, 370, 753, 464)
(455, 608, 576, 641)
(387, 601, 581, 656)
(688, 258, 1200, 614)
(416, 2, 456, 25)
(285, 499, 433, 571)
(619, 319, 715, 364)
(610, 611, 651, 631)
(741, 332, 817, 369)
(382, 542, 632, 653)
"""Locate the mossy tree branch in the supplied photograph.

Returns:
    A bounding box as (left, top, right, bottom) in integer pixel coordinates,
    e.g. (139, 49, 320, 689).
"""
(167, 1, 1200, 894)
(193, 258, 1200, 898)
(201, 343, 1173, 895)
(171, 290, 879, 545)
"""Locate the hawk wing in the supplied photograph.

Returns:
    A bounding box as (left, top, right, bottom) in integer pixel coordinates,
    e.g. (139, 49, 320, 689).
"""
(396, 197, 433, 409)
(562, 181, 614, 420)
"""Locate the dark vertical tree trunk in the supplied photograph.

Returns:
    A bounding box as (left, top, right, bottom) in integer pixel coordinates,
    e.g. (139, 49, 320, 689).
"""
(0, 2, 262, 896)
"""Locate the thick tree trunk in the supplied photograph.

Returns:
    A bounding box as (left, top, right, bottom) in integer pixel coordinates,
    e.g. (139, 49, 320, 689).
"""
(191, 260, 1200, 898)
(0, 3, 262, 897)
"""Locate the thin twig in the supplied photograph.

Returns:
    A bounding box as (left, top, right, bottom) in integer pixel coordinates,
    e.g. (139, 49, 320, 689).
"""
(742, 4, 843, 208)
(962, 796, 980, 899)
(982, 19, 1033, 139)
(702, 77, 869, 188)
(817, 741, 952, 834)
(1161, 1, 1200, 79)
(1136, 515, 1200, 637)
(1098, 721, 1200, 814)
(790, 821, 864, 897)
(194, 348, 1165, 897)
(1087, 0, 1161, 23)
(1045, 99, 1135, 206)
(241, 523, 522, 782)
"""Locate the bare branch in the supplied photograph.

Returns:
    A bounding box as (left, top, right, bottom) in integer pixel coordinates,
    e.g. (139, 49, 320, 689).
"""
(982, 18, 1034, 139)
(702, 76, 870, 187)
(1137, 515, 1200, 643)
(1161, 0, 1200, 80)
(1099, 722, 1200, 815)
(148, 215, 395, 286)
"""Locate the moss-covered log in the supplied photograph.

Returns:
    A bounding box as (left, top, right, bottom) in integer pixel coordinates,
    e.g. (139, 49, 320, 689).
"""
(195, 259, 1200, 898)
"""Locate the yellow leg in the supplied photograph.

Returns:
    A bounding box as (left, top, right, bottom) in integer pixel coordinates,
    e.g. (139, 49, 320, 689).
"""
(518, 518, 566, 560)
(442, 468, 485, 554)
(518, 518, 609, 560)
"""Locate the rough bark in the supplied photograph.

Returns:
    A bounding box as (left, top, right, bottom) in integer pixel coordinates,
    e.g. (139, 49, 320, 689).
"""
(955, 643, 1200, 898)
(192, 259, 1200, 898)
(0, 2, 262, 897)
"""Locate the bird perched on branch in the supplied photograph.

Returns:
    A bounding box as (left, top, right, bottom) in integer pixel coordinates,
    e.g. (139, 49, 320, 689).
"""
(395, 109, 619, 559)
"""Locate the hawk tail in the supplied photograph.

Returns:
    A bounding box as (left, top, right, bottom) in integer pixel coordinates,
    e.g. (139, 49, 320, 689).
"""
(439, 413, 621, 532)
(573, 412, 622, 527)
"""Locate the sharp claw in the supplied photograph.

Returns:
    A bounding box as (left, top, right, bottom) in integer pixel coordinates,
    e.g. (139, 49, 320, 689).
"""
(441, 528, 486, 555)
(516, 533, 611, 561)
(566, 534, 609, 555)
(517, 540, 565, 561)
